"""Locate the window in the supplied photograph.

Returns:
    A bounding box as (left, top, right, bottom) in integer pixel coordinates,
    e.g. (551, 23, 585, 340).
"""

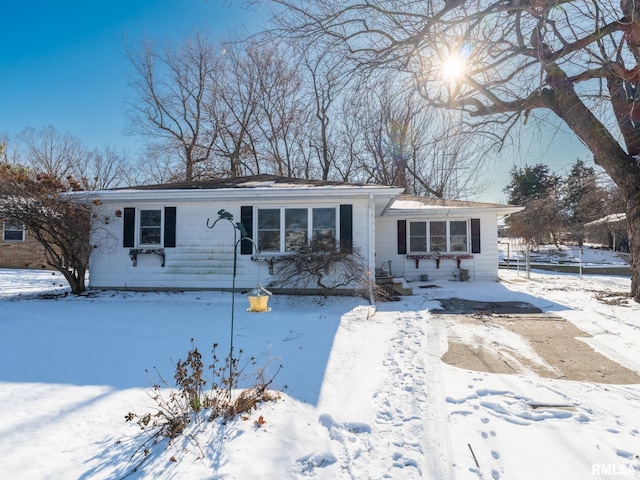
(139, 209, 162, 245)
(123, 207, 177, 248)
(449, 221, 468, 252)
(3, 222, 25, 242)
(313, 208, 336, 249)
(409, 222, 427, 252)
(257, 206, 339, 253)
(429, 221, 447, 252)
(406, 220, 469, 253)
(285, 208, 308, 251)
(257, 208, 281, 252)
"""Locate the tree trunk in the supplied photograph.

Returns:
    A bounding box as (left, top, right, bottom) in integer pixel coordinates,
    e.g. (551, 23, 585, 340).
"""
(627, 189, 640, 302)
(56, 265, 87, 295)
(541, 66, 640, 301)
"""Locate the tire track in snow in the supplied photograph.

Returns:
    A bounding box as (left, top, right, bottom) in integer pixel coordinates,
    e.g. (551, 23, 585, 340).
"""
(423, 316, 455, 480)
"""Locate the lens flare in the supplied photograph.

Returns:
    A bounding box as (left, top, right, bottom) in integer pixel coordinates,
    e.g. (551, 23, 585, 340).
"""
(441, 54, 466, 82)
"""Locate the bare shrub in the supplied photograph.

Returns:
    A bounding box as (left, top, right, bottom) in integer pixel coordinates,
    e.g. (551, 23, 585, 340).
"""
(267, 238, 380, 298)
(124, 340, 282, 468)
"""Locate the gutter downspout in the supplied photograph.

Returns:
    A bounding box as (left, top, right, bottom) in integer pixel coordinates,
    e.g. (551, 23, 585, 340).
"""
(368, 193, 375, 305)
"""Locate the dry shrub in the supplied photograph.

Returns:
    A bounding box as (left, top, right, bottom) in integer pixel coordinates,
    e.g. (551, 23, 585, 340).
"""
(124, 340, 282, 465)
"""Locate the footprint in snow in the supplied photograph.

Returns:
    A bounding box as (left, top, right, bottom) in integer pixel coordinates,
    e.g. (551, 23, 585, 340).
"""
(297, 453, 337, 473)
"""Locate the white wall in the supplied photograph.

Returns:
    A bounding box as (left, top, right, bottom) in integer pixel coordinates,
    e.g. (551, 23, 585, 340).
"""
(375, 213, 500, 282)
(89, 196, 373, 291)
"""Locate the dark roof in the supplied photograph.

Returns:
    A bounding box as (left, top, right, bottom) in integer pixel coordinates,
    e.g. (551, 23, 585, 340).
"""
(115, 174, 381, 191)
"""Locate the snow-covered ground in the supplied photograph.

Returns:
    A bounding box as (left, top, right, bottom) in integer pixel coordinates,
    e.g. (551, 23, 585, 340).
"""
(0, 268, 639, 479)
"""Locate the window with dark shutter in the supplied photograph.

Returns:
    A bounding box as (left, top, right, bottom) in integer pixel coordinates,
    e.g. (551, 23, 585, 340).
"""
(339, 204, 353, 253)
(397, 220, 407, 254)
(471, 218, 481, 254)
(240, 206, 253, 254)
(123, 208, 135, 248)
(164, 207, 176, 247)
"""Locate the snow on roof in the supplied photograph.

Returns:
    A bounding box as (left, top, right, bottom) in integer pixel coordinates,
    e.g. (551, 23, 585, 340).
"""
(584, 213, 626, 227)
(113, 174, 391, 191)
(389, 195, 522, 211)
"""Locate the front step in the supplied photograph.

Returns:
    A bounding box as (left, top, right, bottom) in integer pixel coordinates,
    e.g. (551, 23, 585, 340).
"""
(376, 276, 413, 296)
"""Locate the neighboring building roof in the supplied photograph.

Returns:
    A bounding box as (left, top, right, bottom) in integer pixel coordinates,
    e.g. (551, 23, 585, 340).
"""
(584, 213, 627, 227)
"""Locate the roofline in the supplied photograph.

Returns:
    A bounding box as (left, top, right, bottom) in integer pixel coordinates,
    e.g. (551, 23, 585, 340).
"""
(74, 185, 405, 202)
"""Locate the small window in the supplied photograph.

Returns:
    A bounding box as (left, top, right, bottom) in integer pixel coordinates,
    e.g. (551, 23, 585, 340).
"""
(139, 209, 162, 245)
(409, 221, 427, 252)
(450, 221, 468, 252)
(124, 207, 177, 248)
(258, 209, 281, 252)
(429, 221, 446, 252)
(3, 222, 25, 242)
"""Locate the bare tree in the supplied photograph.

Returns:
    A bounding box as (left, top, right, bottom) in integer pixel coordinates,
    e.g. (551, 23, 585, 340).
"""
(264, 0, 640, 301)
(341, 79, 488, 197)
(250, 41, 309, 177)
(15, 126, 131, 189)
(303, 47, 348, 180)
(208, 39, 262, 177)
(19, 125, 84, 178)
(0, 135, 17, 164)
(124, 31, 220, 181)
(73, 147, 133, 190)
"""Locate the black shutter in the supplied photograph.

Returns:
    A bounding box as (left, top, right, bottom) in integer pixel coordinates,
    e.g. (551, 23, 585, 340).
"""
(339, 204, 353, 253)
(471, 218, 481, 254)
(164, 207, 176, 247)
(397, 220, 407, 254)
(123, 208, 135, 248)
(240, 206, 253, 254)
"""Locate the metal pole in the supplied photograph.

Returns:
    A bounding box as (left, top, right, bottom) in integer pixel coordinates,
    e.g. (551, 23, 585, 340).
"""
(206, 209, 250, 399)
(230, 227, 237, 383)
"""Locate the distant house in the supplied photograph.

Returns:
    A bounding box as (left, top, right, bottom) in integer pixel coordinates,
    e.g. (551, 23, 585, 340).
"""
(85, 175, 523, 293)
(0, 221, 50, 269)
(585, 213, 629, 252)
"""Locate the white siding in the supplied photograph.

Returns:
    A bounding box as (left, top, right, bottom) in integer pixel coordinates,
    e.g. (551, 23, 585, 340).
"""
(90, 197, 372, 290)
(375, 213, 500, 282)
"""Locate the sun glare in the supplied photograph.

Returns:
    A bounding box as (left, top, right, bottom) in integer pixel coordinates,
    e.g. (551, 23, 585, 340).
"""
(441, 54, 466, 82)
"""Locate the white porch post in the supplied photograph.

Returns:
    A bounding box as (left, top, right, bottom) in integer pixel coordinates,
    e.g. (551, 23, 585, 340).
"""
(368, 193, 375, 304)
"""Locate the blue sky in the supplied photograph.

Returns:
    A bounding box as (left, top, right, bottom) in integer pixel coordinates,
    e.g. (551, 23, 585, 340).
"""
(0, 1, 589, 201)
(0, 0, 256, 151)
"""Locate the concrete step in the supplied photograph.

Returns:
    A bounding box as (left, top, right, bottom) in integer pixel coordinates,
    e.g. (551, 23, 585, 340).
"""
(376, 276, 413, 296)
